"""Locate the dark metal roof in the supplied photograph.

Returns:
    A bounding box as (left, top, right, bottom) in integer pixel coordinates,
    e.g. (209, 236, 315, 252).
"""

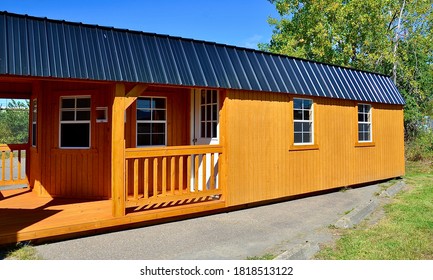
(0, 11, 404, 105)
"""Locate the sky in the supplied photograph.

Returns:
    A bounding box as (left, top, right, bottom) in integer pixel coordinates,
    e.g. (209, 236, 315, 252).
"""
(1, 0, 280, 48)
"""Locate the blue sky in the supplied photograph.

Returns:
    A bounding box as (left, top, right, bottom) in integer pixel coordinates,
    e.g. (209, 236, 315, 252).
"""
(1, 0, 279, 48)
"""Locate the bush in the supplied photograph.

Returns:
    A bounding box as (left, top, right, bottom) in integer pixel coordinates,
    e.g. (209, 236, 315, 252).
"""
(405, 130, 433, 161)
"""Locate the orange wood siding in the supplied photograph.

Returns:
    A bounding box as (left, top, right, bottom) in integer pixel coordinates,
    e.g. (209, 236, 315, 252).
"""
(36, 81, 112, 199)
(223, 90, 405, 207)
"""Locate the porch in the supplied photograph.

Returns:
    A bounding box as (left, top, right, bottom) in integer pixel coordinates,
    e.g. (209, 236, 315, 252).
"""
(0, 184, 225, 246)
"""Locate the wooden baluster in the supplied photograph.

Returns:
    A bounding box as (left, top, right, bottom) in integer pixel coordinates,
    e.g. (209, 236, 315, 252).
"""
(170, 157, 175, 195)
(217, 153, 221, 189)
(1, 151, 5, 182)
(210, 153, 215, 190)
(133, 159, 138, 200)
(194, 154, 199, 192)
(187, 155, 191, 192)
(153, 158, 158, 197)
(179, 156, 184, 193)
(17, 150, 21, 180)
(125, 159, 129, 199)
(202, 153, 207, 191)
(144, 158, 149, 199)
(162, 157, 167, 196)
(10, 150, 13, 181)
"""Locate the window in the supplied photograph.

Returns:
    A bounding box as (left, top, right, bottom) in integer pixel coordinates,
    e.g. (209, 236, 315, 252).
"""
(358, 104, 372, 142)
(200, 89, 218, 139)
(136, 97, 166, 146)
(293, 98, 314, 145)
(60, 96, 91, 148)
(32, 99, 37, 147)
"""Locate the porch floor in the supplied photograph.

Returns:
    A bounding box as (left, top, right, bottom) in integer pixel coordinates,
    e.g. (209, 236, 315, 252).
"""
(0, 187, 225, 246)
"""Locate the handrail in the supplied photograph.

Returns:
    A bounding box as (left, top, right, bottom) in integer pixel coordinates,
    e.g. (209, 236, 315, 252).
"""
(0, 143, 30, 151)
(125, 145, 223, 158)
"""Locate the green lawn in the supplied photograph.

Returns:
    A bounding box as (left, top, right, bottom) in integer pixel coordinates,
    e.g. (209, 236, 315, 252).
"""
(316, 161, 433, 260)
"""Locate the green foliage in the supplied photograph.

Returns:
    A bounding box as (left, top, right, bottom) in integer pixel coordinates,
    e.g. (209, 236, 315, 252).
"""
(261, 0, 433, 138)
(0, 99, 29, 144)
(405, 129, 433, 161)
(3, 243, 41, 260)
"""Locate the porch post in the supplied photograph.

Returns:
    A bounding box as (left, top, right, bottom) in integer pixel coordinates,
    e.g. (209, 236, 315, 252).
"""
(111, 83, 126, 217)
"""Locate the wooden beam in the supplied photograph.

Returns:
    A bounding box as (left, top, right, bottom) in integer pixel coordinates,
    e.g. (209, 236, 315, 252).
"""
(111, 84, 126, 217)
(124, 84, 147, 109)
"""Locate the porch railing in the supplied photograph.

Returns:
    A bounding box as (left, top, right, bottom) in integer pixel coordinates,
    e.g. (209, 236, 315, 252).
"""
(124, 145, 223, 209)
(0, 144, 29, 187)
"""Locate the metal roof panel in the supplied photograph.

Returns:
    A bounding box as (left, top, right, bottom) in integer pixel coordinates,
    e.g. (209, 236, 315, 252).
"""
(0, 11, 404, 105)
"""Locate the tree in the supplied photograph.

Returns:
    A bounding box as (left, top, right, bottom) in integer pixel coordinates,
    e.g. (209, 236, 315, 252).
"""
(260, 0, 433, 138)
(0, 99, 29, 144)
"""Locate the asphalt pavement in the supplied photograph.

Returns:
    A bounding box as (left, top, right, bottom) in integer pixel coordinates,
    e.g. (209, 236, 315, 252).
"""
(33, 180, 401, 260)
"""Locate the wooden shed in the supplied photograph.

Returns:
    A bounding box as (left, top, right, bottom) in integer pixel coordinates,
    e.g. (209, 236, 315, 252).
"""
(0, 12, 405, 244)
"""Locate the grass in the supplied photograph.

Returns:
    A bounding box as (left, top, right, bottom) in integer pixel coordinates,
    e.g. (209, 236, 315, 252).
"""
(315, 160, 433, 260)
(246, 253, 275, 260)
(1, 243, 41, 260)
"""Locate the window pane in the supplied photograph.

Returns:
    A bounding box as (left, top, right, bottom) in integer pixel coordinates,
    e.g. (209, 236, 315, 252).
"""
(303, 132, 311, 143)
(358, 132, 364, 141)
(201, 90, 206, 104)
(152, 110, 166, 121)
(211, 90, 217, 104)
(61, 111, 75, 121)
(137, 98, 151, 109)
(61, 98, 75, 108)
(137, 134, 151, 146)
(206, 104, 212, 120)
(152, 134, 165, 145)
(206, 122, 211, 138)
(212, 104, 218, 121)
(137, 123, 150, 133)
(152, 123, 165, 134)
(76, 110, 90, 121)
(76, 98, 90, 108)
(32, 123, 37, 146)
(206, 90, 212, 104)
(61, 123, 90, 147)
(365, 131, 371, 141)
(201, 106, 206, 122)
(137, 109, 151, 120)
(303, 110, 311, 120)
(294, 109, 303, 120)
(358, 113, 364, 122)
(303, 100, 312, 110)
(201, 122, 206, 138)
(294, 132, 302, 143)
(153, 98, 166, 109)
(294, 99, 302, 109)
(294, 122, 302, 132)
(212, 122, 217, 138)
(303, 122, 312, 133)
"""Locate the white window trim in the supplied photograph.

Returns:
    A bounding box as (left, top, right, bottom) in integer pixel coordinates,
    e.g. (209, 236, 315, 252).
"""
(59, 95, 91, 149)
(293, 98, 314, 145)
(358, 103, 372, 143)
(136, 96, 167, 147)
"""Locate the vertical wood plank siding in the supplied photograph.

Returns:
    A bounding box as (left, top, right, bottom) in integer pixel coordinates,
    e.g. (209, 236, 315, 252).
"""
(36, 81, 112, 199)
(224, 90, 405, 207)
